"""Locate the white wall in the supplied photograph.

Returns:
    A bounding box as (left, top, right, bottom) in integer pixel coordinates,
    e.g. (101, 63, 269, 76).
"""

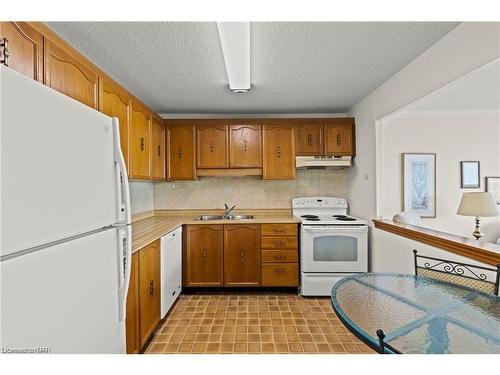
(347, 22, 500, 272)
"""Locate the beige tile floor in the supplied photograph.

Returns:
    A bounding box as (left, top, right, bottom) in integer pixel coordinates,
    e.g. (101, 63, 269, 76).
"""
(144, 292, 374, 354)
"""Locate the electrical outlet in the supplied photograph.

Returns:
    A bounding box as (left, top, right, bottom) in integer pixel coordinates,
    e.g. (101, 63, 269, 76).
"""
(274, 191, 284, 201)
(224, 186, 232, 193)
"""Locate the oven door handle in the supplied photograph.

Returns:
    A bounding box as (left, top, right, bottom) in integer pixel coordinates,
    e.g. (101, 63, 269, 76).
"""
(302, 226, 367, 233)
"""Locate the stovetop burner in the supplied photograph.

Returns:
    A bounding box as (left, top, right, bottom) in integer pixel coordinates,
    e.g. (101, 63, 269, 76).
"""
(333, 215, 347, 218)
(305, 218, 321, 221)
(301, 215, 320, 219)
(335, 216, 357, 221)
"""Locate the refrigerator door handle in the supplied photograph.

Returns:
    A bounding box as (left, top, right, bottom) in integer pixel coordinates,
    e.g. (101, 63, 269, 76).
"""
(112, 117, 131, 225)
(117, 225, 132, 322)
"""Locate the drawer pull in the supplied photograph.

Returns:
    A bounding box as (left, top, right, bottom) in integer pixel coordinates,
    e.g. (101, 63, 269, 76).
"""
(157, 145, 161, 156)
(273, 241, 286, 247)
(149, 280, 154, 296)
(274, 268, 287, 273)
(276, 146, 281, 159)
(240, 250, 245, 263)
(307, 134, 312, 145)
(273, 255, 286, 260)
(210, 140, 214, 153)
(202, 250, 207, 262)
(178, 148, 183, 159)
(273, 228, 285, 233)
(336, 134, 342, 146)
(140, 137, 145, 151)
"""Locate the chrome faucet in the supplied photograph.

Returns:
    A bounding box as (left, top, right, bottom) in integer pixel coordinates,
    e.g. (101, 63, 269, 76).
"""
(223, 203, 236, 219)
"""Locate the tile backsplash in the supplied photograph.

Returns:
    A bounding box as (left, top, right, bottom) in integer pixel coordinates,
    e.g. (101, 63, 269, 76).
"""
(153, 169, 347, 210)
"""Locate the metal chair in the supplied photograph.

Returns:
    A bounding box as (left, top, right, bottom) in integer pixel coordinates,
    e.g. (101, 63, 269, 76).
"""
(413, 250, 500, 295)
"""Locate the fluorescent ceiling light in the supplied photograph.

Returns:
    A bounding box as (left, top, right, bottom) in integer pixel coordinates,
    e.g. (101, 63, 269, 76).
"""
(217, 22, 250, 93)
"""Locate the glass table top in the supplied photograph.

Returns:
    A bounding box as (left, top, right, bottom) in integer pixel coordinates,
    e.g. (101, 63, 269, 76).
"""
(330, 273, 500, 354)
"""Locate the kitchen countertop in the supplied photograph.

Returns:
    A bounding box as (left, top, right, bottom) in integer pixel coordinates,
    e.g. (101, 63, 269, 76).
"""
(131, 209, 300, 254)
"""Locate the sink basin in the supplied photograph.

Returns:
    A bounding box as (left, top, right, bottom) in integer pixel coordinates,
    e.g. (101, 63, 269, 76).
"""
(194, 215, 224, 221)
(225, 215, 255, 220)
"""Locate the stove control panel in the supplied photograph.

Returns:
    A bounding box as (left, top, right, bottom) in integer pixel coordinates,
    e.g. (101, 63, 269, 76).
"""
(292, 197, 348, 209)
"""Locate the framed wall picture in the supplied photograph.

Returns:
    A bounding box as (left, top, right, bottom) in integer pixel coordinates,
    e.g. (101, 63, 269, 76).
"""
(485, 176, 500, 205)
(460, 161, 480, 188)
(402, 153, 436, 218)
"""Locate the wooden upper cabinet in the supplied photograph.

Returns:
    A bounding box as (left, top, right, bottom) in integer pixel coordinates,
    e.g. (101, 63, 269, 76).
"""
(324, 119, 355, 156)
(138, 240, 161, 348)
(125, 252, 139, 354)
(224, 224, 261, 287)
(151, 116, 165, 180)
(262, 123, 296, 180)
(99, 78, 131, 169)
(196, 124, 229, 169)
(229, 124, 262, 168)
(44, 38, 99, 109)
(167, 123, 196, 180)
(0, 22, 43, 82)
(184, 225, 223, 287)
(295, 122, 323, 156)
(129, 102, 151, 179)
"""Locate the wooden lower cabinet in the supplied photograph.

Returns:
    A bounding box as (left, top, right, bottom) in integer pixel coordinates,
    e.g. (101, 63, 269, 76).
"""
(261, 263, 299, 286)
(125, 252, 139, 354)
(138, 240, 161, 348)
(224, 224, 261, 287)
(184, 225, 224, 287)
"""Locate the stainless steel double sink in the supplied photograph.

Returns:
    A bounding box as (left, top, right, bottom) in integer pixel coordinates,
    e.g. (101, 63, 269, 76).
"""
(194, 214, 254, 221)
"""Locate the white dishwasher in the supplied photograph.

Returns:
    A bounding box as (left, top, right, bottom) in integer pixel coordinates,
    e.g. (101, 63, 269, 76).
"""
(160, 226, 182, 318)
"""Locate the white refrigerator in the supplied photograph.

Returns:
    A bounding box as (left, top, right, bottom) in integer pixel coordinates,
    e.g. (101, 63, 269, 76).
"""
(0, 66, 132, 353)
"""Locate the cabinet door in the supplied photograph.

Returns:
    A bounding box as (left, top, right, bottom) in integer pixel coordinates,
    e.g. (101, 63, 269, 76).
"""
(151, 116, 165, 180)
(99, 78, 131, 169)
(125, 252, 139, 354)
(129, 102, 151, 179)
(262, 124, 296, 179)
(324, 120, 355, 156)
(44, 39, 99, 109)
(295, 122, 323, 155)
(138, 240, 161, 348)
(196, 124, 229, 168)
(184, 225, 223, 287)
(0, 22, 43, 82)
(167, 124, 196, 180)
(229, 124, 262, 168)
(224, 224, 261, 287)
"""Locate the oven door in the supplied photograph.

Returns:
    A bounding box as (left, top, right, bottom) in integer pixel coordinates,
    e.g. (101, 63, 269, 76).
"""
(301, 225, 368, 273)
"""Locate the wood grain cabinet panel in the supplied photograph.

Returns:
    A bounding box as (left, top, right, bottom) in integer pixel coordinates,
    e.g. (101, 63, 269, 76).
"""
(44, 39, 99, 109)
(151, 116, 165, 180)
(184, 225, 223, 287)
(324, 119, 355, 156)
(0, 22, 43, 81)
(262, 124, 296, 179)
(99, 77, 131, 169)
(125, 252, 139, 354)
(167, 124, 196, 180)
(261, 250, 298, 263)
(196, 124, 229, 169)
(261, 236, 298, 250)
(261, 263, 298, 286)
(229, 124, 262, 168)
(224, 224, 261, 287)
(138, 240, 161, 348)
(130, 102, 151, 179)
(261, 224, 297, 236)
(294, 122, 323, 155)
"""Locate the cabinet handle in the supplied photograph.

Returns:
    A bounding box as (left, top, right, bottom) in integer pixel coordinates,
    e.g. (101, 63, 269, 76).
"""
(273, 241, 286, 247)
(0, 38, 9, 67)
(276, 146, 281, 159)
(157, 145, 161, 157)
(140, 137, 145, 151)
(336, 134, 342, 146)
(240, 250, 245, 263)
(202, 250, 207, 263)
(273, 228, 285, 233)
(273, 255, 286, 260)
(210, 140, 214, 153)
(243, 139, 248, 152)
(178, 148, 183, 159)
(149, 280, 154, 296)
(274, 268, 287, 273)
(307, 134, 312, 145)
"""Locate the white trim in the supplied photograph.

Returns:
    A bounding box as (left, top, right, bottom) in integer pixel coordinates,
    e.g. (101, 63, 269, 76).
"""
(160, 113, 348, 119)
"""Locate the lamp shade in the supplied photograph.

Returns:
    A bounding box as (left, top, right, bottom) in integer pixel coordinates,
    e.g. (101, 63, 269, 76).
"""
(457, 192, 499, 217)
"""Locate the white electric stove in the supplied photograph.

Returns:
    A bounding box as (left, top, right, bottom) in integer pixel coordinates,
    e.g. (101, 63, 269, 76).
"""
(292, 197, 368, 296)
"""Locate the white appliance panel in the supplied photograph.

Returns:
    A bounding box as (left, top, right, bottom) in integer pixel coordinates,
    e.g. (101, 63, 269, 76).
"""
(1, 67, 118, 257)
(0, 228, 125, 353)
(301, 226, 368, 273)
(300, 273, 353, 296)
(160, 226, 182, 318)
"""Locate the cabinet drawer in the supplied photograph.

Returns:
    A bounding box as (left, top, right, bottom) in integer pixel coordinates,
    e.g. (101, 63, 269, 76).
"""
(261, 263, 298, 286)
(261, 236, 298, 250)
(261, 250, 298, 263)
(261, 224, 297, 236)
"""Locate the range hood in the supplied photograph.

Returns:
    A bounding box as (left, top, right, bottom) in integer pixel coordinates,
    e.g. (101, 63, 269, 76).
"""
(296, 156, 352, 169)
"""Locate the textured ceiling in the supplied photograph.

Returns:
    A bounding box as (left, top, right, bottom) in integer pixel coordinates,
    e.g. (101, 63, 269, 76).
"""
(46, 22, 459, 115)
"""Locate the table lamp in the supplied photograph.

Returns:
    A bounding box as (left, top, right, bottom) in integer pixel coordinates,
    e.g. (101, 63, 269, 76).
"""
(457, 192, 499, 240)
